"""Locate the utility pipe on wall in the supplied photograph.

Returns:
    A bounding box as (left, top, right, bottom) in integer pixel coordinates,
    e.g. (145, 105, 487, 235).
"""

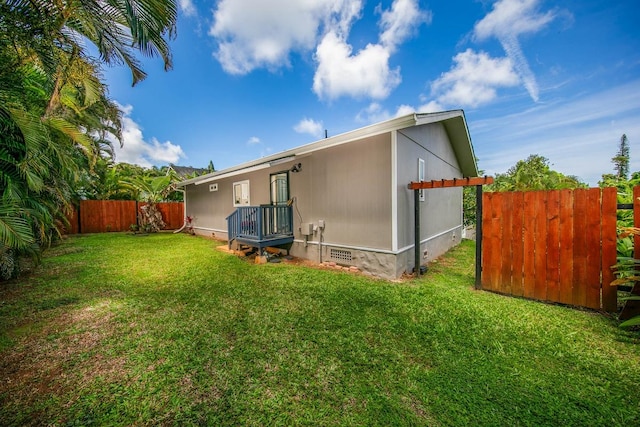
(173, 188, 187, 233)
(414, 188, 421, 277)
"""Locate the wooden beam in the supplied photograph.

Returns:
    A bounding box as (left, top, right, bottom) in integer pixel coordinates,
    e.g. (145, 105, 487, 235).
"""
(407, 176, 494, 190)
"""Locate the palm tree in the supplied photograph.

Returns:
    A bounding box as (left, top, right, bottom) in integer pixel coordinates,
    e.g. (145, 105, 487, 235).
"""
(0, 0, 178, 277)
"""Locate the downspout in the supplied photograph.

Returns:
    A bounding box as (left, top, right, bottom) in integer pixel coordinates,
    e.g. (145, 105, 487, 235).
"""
(319, 227, 323, 264)
(173, 187, 188, 233)
(414, 188, 421, 276)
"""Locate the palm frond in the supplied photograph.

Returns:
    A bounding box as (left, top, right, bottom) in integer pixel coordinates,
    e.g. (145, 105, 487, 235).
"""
(0, 201, 35, 251)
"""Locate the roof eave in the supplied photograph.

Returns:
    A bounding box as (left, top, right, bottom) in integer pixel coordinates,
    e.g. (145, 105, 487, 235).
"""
(177, 113, 421, 187)
(177, 110, 479, 187)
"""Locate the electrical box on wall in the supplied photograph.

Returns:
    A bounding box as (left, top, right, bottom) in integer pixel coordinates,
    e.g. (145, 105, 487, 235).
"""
(209, 183, 218, 192)
(300, 223, 313, 236)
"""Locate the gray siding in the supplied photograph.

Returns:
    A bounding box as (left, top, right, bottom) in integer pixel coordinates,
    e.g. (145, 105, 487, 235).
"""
(295, 133, 392, 251)
(186, 168, 273, 235)
(184, 119, 467, 278)
(396, 122, 463, 252)
(187, 133, 393, 250)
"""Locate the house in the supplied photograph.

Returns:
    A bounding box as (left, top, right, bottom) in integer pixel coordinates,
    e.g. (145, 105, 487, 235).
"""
(176, 110, 479, 279)
(167, 163, 211, 179)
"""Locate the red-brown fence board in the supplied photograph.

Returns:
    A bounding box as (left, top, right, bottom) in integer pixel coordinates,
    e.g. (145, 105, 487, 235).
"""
(572, 189, 588, 307)
(511, 192, 525, 297)
(522, 192, 536, 299)
(585, 189, 602, 310)
(500, 191, 513, 295)
(481, 187, 617, 312)
(546, 190, 560, 303)
(488, 192, 502, 291)
(79, 200, 136, 233)
(601, 187, 617, 312)
(65, 200, 184, 234)
(64, 206, 80, 234)
(533, 191, 548, 301)
(481, 192, 495, 290)
(558, 190, 574, 305)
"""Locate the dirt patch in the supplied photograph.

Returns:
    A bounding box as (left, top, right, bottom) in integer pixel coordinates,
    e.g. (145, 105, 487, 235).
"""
(0, 300, 129, 410)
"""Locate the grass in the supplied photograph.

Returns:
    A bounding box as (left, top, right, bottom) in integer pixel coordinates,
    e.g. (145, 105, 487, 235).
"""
(1, 233, 639, 426)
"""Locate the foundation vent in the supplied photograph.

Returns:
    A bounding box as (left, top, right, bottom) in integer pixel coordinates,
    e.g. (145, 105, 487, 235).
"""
(330, 248, 353, 262)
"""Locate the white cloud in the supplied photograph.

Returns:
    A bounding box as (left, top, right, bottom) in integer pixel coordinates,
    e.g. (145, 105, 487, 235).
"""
(209, 0, 360, 74)
(355, 103, 390, 123)
(178, 0, 196, 17)
(313, 31, 401, 100)
(313, 0, 427, 100)
(395, 104, 416, 117)
(473, 0, 557, 102)
(247, 136, 261, 145)
(111, 104, 185, 168)
(209, 0, 427, 101)
(294, 118, 324, 138)
(355, 102, 417, 124)
(418, 100, 444, 113)
(378, 0, 431, 51)
(429, 49, 520, 108)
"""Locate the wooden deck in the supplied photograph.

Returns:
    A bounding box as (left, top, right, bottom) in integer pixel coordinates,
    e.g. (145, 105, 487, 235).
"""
(226, 205, 294, 252)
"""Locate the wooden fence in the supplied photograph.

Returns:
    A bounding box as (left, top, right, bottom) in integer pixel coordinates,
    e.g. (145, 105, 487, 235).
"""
(65, 200, 184, 234)
(481, 187, 617, 312)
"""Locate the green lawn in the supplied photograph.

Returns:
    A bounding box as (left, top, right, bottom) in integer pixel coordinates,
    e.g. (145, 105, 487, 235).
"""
(1, 233, 638, 426)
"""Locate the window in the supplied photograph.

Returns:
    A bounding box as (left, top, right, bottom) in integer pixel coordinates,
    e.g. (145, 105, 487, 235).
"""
(233, 180, 250, 206)
(418, 158, 425, 202)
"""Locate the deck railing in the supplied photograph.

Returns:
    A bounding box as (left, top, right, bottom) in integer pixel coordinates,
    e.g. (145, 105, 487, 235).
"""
(227, 205, 293, 243)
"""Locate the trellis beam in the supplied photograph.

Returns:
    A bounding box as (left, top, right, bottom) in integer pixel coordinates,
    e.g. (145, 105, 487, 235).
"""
(408, 176, 494, 190)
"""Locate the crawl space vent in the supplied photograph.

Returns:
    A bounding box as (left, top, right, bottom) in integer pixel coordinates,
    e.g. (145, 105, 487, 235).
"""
(330, 248, 352, 262)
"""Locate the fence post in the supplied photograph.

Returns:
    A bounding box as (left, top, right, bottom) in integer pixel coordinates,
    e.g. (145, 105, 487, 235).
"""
(135, 201, 139, 228)
(475, 184, 483, 289)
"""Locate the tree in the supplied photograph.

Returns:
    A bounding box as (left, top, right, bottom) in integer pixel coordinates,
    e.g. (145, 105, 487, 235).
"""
(612, 134, 630, 180)
(599, 135, 637, 229)
(0, 0, 178, 279)
(124, 175, 173, 232)
(488, 155, 586, 192)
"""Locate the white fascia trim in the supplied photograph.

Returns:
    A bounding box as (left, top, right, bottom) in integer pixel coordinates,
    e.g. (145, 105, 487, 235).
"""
(292, 239, 397, 255)
(193, 226, 227, 233)
(396, 225, 463, 254)
(194, 163, 270, 185)
(269, 156, 296, 166)
(296, 115, 416, 157)
(178, 113, 426, 188)
(391, 130, 398, 252)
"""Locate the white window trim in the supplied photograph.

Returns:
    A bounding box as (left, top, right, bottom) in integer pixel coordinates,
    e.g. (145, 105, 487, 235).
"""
(233, 180, 250, 207)
(418, 158, 425, 202)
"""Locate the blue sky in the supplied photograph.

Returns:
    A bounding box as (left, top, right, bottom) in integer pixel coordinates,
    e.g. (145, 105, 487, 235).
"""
(103, 0, 640, 186)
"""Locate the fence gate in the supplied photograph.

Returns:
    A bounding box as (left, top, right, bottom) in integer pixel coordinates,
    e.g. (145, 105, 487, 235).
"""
(481, 187, 617, 312)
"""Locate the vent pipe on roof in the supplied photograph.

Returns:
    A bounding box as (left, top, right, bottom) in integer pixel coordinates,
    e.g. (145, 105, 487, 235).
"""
(325, 129, 328, 138)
